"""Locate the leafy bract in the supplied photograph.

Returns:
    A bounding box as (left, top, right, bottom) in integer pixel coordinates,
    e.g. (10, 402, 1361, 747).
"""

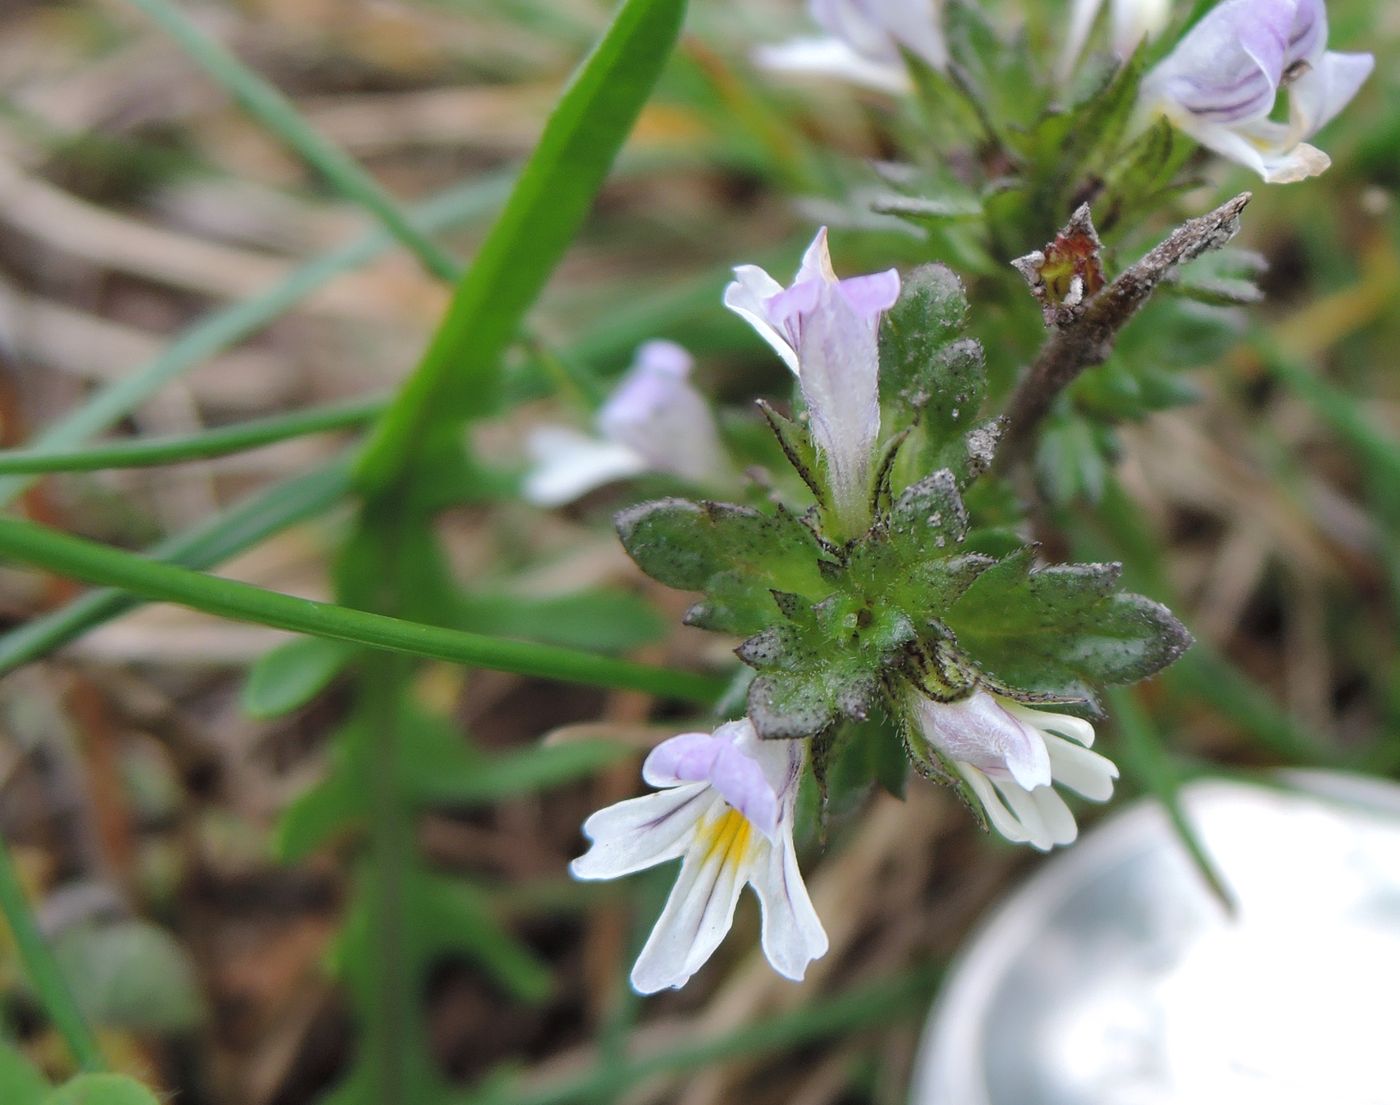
(616, 498, 831, 634)
(942, 547, 1193, 705)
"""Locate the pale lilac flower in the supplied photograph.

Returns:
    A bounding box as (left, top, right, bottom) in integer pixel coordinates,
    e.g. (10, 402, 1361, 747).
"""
(911, 690, 1118, 851)
(755, 0, 947, 95)
(723, 228, 900, 535)
(1141, 0, 1373, 183)
(1060, 0, 1170, 79)
(571, 719, 827, 993)
(523, 340, 729, 506)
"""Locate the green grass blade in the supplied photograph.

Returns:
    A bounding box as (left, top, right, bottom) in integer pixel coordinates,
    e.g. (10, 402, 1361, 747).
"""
(0, 397, 383, 475)
(0, 172, 511, 514)
(0, 836, 105, 1072)
(355, 0, 689, 493)
(123, 0, 458, 281)
(0, 515, 723, 702)
(0, 459, 353, 674)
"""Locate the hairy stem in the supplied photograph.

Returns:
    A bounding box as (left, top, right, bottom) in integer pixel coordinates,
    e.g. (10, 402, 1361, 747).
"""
(997, 193, 1251, 468)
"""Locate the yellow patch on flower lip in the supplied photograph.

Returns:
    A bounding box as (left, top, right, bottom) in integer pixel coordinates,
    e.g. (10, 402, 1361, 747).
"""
(701, 807, 754, 867)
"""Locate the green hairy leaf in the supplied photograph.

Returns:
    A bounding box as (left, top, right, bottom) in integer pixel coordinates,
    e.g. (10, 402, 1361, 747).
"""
(942, 548, 1193, 704)
(616, 498, 831, 634)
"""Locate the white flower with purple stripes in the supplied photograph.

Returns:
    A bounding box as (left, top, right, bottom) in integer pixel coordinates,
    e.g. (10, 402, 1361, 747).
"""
(911, 690, 1119, 852)
(724, 228, 900, 538)
(755, 0, 947, 95)
(571, 719, 828, 993)
(1141, 0, 1373, 183)
(524, 340, 729, 506)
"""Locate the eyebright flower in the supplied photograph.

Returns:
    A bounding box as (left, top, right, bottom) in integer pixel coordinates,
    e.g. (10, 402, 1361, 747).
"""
(571, 719, 828, 993)
(1140, 0, 1373, 183)
(1060, 0, 1170, 78)
(523, 340, 729, 506)
(754, 0, 947, 95)
(910, 690, 1118, 851)
(723, 228, 900, 536)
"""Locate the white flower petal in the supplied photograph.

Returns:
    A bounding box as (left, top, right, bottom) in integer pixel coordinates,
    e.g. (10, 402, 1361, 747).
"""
(1044, 733, 1119, 802)
(918, 692, 1052, 790)
(1004, 702, 1096, 747)
(629, 814, 754, 993)
(723, 265, 799, 374)
(991, 776, 1056, 851)
(957, 763, 1030, 845)
(570, 784, 712, 880)
(523, 427, 647, 506)
(1029, 783, 1079, 847)
(1289, 50, 1375, 138)
(752, 836, 828, 981)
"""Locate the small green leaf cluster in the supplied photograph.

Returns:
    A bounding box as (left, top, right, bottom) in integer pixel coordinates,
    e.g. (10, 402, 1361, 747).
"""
(617, 274, 1192, 785)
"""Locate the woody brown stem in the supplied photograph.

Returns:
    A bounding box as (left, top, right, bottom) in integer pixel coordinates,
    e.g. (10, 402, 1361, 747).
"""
(995, 192, 1252, 471)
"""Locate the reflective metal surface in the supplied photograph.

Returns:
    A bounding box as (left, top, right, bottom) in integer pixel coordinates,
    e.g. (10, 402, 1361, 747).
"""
(912, 774, 1400, 1105)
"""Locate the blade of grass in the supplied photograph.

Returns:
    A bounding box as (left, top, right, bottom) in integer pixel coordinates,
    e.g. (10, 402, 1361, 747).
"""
(460, 962, 940, 1105)
(0, 514, 723, 702)
(123, 0, 459, 281)
(0, 171, 513, 513)
(355, 0, 690, 492)
(0, 459, 353, 674)
(0, 396, 383, 474)
(0, 835, 105, 1072)
(1105, 686, 1235, 914)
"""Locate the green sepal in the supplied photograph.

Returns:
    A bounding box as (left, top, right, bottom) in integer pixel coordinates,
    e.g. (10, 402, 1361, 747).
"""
(757, 399, 826, 507)
(616, 497, 831, 634)
(942, 547, 1193, 705)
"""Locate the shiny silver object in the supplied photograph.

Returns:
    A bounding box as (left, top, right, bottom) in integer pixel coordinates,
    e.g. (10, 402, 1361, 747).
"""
(911, 774, 1400, 1105)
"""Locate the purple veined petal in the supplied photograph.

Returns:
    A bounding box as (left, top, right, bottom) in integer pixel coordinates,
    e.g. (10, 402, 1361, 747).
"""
(570, 783, 714, 880)
(764, 279, 824, 351)
(642, 731, 725, 788)
(836, 268, 901, 323)
(754, 36, 913, 94)
(723, 265, 800, 374)
(629, 810, 756, 993)
(1287, 49, 1374, 138)
(751, 832, 829, 981)
(1145, 0, 1294, 123)
(522, 426, 647, 507)
(916, 692, 1053, 791)
(597, 342, 729, 486)
(793, 279, 883, 529)
(643, 725, 781, 841)
(1285, 0, 1327, 67)
(1044, 733, 1119, 802)
(731, 720, 805, 814)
